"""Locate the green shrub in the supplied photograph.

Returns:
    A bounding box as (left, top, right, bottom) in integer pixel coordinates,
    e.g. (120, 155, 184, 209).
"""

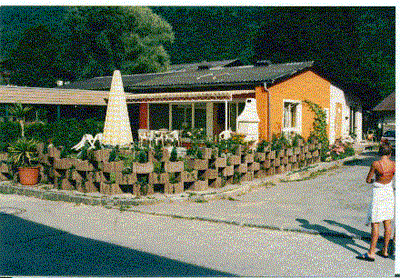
(25, 122, 49, 142)
(0, 121, 20, 151)
(47, 118, 104, 151)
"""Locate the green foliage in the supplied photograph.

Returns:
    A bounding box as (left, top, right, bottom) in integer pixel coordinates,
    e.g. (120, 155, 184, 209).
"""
(47, 118, 104, 151)
(303, 100, 329, 159)
(271, 134, 291, 151)
(7, 103, 33, 138)
(170, 147, 178, 162)
(8, 137, 39, 167)
(256, 140, 269, 153)
(64, 6, 174, 79)
(137, 175, 149, 195)
(291, 133, 305, 147)
(153, 161, 164, 174)
(135, 147, 149, 164)
(0, 121, 20, 152)
(5, 25, 65, 87)
(152, 141, 163, 161)
(0, 6, 68, 62)
(254, 7, 395, 106)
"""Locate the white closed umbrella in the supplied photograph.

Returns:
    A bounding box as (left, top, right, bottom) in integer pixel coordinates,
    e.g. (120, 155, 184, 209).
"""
(102, 70, 133, 146)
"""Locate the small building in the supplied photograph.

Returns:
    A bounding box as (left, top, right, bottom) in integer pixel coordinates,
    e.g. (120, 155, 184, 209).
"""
(1, 59, 364, 144)
(373, 92, 395, 133)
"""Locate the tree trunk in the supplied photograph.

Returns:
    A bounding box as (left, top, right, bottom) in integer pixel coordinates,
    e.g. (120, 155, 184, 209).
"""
(20, 120, 25, 138)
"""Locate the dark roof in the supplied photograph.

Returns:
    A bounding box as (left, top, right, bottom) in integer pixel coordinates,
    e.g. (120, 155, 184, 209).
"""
(62, 60, 314, 91)
(373, 92, 395, 111)
(130, 61, 314, 89)
(61, 72, 170, 90)
(169, 59, 243, 71)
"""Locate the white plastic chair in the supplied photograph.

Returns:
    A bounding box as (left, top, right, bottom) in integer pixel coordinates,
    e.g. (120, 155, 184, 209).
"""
(219, 130, 232, 140)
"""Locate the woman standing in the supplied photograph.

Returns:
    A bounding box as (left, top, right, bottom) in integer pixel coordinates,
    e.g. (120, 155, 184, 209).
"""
(358, 144, 395, 261)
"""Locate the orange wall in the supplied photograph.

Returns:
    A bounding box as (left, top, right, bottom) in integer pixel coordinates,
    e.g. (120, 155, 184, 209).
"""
(256, 70, 331, 141)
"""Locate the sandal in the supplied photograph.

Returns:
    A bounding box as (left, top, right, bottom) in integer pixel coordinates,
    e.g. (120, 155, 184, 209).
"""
(356, 253, 375, 261)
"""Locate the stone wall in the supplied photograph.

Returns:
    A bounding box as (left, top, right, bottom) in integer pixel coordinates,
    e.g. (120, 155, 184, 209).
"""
(0, 142, 322, 196)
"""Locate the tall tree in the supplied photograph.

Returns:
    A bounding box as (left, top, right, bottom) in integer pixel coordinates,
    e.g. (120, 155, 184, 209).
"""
(253, 7, 395, 106)
(6, 24, 65, 87)
(64, 6, 174, 79)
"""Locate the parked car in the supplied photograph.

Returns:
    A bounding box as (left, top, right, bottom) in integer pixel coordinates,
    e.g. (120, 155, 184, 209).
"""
(379, 130, 395, 154)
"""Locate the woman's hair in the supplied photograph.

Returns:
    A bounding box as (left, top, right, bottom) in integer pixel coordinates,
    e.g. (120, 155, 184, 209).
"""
(379, 144, 392, 156)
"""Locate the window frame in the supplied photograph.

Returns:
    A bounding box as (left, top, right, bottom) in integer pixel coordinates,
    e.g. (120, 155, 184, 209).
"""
(282, 99, 302, 135)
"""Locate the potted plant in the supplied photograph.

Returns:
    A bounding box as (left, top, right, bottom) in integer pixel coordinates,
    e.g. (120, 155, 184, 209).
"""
(8, 137, 40, 186)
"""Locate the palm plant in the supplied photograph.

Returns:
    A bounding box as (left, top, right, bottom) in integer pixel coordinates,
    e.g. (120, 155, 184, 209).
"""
(8, 137, 39, 168)
(8, 103, 32, 138)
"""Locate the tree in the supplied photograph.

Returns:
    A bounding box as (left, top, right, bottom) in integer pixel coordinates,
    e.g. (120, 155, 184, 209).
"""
(6, 25, 66, 87)
(254, 7, 395, 107)
(8, 103, 33, 138)
(63, 6, 174, 79)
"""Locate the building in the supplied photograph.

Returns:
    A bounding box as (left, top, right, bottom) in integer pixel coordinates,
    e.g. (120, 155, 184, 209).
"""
(373, 91, 395, 133)
(0, 59, 364, 144)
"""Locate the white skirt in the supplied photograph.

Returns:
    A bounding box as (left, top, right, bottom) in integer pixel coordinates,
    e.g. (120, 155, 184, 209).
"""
(366, 181, 394, 225)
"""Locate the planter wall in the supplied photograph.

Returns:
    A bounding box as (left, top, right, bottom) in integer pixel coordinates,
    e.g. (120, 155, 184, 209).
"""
(0, 141, 324, 196)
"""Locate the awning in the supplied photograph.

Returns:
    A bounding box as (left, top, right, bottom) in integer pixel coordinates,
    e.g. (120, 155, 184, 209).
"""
(0, 85, 108, 106)
(125, 90, 255, 103)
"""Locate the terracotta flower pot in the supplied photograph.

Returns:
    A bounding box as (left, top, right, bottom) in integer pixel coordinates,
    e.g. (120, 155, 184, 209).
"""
(18, 166, 40, 186)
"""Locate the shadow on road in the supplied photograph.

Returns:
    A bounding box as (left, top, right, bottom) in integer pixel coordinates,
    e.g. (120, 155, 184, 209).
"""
(296, 218, 368, 256)
(324, 220, 370, 241)
(343, 154, 377, 167)
(1, 213, 235, 277)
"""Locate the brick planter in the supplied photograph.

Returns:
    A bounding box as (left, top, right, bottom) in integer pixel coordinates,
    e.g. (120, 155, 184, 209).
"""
(165, 161, 184, 173)
(267, 150, 276, 159)
(102, 160, 124, 173)
(188, 180, 208, 191)
(213, 157, 227, 168)
(204, 168, 218, 179)
(133, 162, 154, 174)
(243, 153, 254, 163)
(53, 158, 74, 170)
(228, 155, 241, 165)
(186, 159, 208, 170)
(254, 152, 266, 162)
(92, 149, 111, 162)
(149, 172, 169, 184)
(181, 171, 197, 182)
(222, 165, 234, 177)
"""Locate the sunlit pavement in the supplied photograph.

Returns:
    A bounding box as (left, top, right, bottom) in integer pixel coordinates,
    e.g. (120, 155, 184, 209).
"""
(0, 150, 395, 276)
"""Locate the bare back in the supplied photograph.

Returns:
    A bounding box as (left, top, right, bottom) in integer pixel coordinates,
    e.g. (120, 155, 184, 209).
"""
(366, 157, 395, 184)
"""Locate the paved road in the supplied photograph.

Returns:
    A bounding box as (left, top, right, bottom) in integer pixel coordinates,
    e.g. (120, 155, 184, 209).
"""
(134, 151, 386, 238)
(0, 151, 395, 276)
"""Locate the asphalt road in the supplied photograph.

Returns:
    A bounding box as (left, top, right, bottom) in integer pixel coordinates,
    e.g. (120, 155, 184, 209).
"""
(0, 151, 396, 276)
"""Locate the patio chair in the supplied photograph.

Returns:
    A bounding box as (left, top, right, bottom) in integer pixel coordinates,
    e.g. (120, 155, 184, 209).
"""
(138, 129, 151, 146)
(165, 130, 180, 146)
(219, 130, 232, 140)
(153, 130, 166, 146)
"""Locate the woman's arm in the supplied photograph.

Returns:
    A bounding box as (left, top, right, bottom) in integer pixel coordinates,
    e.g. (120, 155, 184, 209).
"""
(366, 162, 376, 183)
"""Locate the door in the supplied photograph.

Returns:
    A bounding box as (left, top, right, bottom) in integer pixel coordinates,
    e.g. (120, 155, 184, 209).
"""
(334, 103, 342, 140)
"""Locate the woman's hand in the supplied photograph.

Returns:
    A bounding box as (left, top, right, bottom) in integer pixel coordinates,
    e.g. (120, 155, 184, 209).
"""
(366, 162, 376, 183)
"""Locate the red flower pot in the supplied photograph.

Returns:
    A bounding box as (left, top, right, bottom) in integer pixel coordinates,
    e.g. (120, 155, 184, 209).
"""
(18, 166, 40, 186)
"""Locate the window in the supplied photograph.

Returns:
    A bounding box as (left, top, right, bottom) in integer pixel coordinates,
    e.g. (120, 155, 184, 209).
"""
(149, 104, 169, 130)
(171, 104, 192, 130)
(282, 100, 302, 134)
(228, 101, 245, 131)
(194, 103, 206, 129)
